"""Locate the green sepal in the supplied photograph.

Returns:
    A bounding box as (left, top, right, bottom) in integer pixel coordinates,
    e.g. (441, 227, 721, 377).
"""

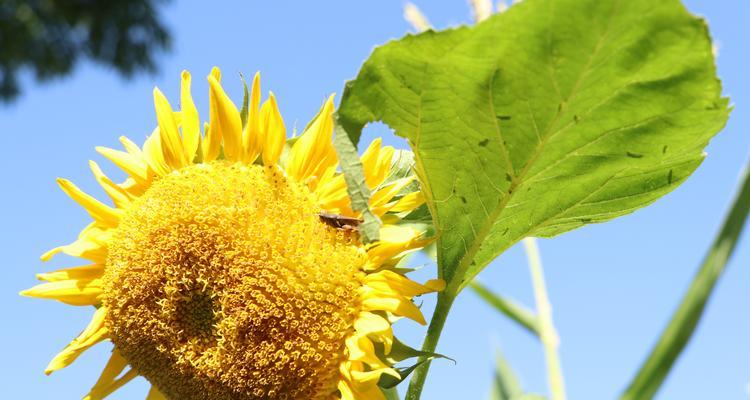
(239, 73, 250, 128)
(374, 336, 454, 389)
(381, 387, 401, 400)
(378, 360, 427, 389)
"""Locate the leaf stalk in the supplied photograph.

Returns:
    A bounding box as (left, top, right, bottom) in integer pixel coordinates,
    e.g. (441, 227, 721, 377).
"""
(405, 291, 456, 400)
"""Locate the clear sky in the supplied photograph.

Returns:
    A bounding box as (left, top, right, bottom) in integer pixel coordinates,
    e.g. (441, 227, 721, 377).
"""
(2, 1, 748, 399)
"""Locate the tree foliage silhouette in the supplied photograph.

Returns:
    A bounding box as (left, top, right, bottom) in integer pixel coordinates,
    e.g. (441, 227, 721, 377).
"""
(0, 0, 171, 102)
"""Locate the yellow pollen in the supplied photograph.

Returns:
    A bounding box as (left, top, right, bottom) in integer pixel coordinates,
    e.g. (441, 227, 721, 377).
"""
(103, 162, 367, 400)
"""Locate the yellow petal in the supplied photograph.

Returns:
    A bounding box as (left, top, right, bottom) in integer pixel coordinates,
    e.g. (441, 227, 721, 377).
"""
(366, 225, 428, 269)
(142, 128, 171, 176)
(345, 334, 389, 369)
(360, 138, 383, 182)
(389, 191, 425, 213)
(351, 380, 388, 400)
(207, 69, 242, 161)
(89, 161, 133, 208)
(36, 264, 104, 282)
(180, 71, 201, 163)
(361, 139, 395, 188)
(365, 270, 443, 297)
(351, 367, 400, 385)
(82, 348, 129, 400)
(45, 307, 110, 374)
(378, 224, 422, 243)
(242, 71, 262, 162)
(354, 312, 394, 354)
(118, 136, 142, 156)
(202, 70, 222, 161)
(286, 95, 337, 183)
(41, 223, 109, 263)
(339, 361, 391, 400)
(146, 386, 167, 400)
(153, 88, 187, 168)
(260, 92, 286, 165)
(57, 178, 122, 228)
(84, 369, 139, 400)
(370, 176, 416, 215)
(95, 146, 149, 184)
(314, 172, 351, 214)
(360, 293, 426, 325)
(20, 278, 103, 306)
(354, 312, 391, 336)
(40, 243, 102, 264)
(120, 177, 147, 197)
(338, 379, 356, 400)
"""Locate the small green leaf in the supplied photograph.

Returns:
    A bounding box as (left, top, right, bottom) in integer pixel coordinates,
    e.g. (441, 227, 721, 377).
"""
(490, 349, 548, 400)
(621, 162, 750, 400)
(339, 0, 730, 296)
(470, 281, 540, 337)
(332, 119, 381, 242)
(491, 351, 524, 400)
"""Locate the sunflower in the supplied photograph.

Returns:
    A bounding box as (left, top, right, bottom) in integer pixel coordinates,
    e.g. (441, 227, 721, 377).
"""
(22, 68, 443, 400)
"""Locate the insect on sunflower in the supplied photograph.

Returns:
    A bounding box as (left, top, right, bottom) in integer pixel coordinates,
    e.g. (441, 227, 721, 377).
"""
(22, 68, 443, 400)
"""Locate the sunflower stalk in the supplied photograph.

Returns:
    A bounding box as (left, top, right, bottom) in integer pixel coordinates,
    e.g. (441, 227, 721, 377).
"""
(405, 290, 456, 400)
(407, 238, 566, 400)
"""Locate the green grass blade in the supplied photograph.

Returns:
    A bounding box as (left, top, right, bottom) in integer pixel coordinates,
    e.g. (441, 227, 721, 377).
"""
(470, 281, 540, 337)
(621, 161, 750, 400)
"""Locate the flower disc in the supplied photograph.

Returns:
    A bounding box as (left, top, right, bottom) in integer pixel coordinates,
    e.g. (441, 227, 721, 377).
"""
(24, 68, 442, 400)
(104, 162, 366, 400)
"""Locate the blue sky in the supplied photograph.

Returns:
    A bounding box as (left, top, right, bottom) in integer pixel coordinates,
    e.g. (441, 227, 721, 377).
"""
(2, 1, 748, 399)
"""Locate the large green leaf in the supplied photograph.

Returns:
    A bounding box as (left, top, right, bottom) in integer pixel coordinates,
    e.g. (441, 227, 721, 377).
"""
(338, 0, 729, 293)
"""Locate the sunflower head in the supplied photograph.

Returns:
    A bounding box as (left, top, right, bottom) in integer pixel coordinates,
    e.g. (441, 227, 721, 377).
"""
(22, 68, 442, 400)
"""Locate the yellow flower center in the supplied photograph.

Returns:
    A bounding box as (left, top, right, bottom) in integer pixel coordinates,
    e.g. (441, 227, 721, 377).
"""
(103, 162, 366, 400)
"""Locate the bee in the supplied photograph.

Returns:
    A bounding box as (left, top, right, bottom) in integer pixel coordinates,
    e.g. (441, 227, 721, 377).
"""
(317, 212, 363, 233)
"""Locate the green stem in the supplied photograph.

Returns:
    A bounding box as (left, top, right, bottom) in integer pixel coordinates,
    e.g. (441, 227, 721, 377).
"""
(382, 387, 400, 400)
(524, 237, 567, 400)
(405, 291, 456, 400)
(621, 162, 750, 400)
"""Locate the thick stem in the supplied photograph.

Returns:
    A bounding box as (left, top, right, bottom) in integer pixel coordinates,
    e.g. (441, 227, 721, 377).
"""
(405, 291, 456, 400)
